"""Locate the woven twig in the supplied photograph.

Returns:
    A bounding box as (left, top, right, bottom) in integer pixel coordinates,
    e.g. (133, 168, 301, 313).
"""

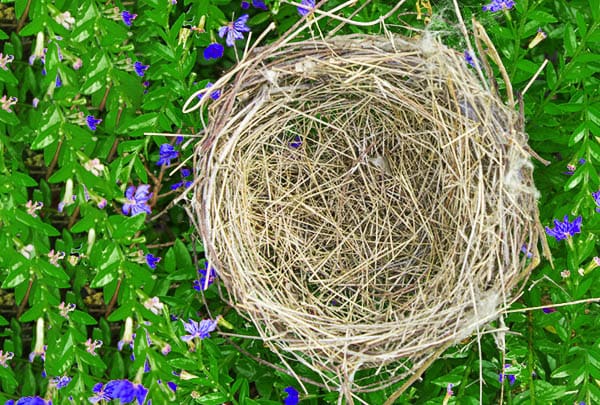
(190, 33, 542, 398)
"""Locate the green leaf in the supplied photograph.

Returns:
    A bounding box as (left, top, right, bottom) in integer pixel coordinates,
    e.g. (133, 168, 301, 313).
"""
(564, 24, 577, 57)
(91, 261, 119, 288)
(174, 239, 193, 271)
(14, 210, 60, 236)
(69, 310, 98, 325)
(1, 265, 28, 289)
(117, 113, 160, 136)
(196, 393, 230, 405)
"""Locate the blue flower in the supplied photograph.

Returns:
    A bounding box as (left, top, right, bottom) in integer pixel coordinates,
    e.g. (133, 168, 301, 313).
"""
(464, 50, 476, 67)
(289, 135, 302, 149)
(193, 262, 216, 291)
(55, 74, 62, 87)
(157, 143, 179, 167)
(171, 168, 193, 190)
(90, 380, 148, 405)
(5, 397, 51, 405)
(52, 375, 72, 389)
(122, 184, 152, 216)
(134, 61, 149, 77)
(482, 0, 515, 12)
(203, 43, 224, 60)
(86, 115, 102, 131)
(122, 10, 137, 26)
(297, 0, 315, 16)
(283, 386, 299, 405)
(498, 364, 516, 385)
(244, 0, 268, 9)
(593, 191, 600, 213)
(181, 319, 218, 342)
(205, 82, 221, 100)
(146, 253, 161, 269)
(167, 382, 177, 392)
(545, 215, 582, 241)
(218, 14, 251, 47)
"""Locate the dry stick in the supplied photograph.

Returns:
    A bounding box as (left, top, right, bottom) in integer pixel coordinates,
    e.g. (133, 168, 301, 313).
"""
(104, 277, 122, 319)
(45, 140, 63, 181)
(107, 106, 125, 162)
(98, 84, 112, 112)
(473, 20, 515, 108)
(16, 279, 34, 318)
(15, 0, 32, 32)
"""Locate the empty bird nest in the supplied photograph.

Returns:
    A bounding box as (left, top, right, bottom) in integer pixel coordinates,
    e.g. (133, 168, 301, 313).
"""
(185, 32, 546, 396)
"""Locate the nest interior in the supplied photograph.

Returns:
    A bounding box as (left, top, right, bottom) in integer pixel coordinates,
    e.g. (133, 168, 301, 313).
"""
(192, 34, 541, 392)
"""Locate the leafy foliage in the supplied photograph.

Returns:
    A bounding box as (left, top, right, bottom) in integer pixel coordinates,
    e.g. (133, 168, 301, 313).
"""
(0, 0, 598, 403)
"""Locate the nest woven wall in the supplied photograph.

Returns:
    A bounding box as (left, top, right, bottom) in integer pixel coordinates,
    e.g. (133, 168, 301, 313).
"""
(189, 33, 542, 394)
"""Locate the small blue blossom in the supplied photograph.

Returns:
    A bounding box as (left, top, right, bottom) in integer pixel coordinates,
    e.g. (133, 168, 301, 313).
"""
(121, 10, 137, 26)
(167, 382, 177, 392)
(193, 262, 216, 291)
(122, 184, 152, 216)
(579, 158, 586, 164)
(243, 0, 268, 9)
(283, 386, 299, 405)
(52, 376, 72, 389)
(156, 143, 179, 167)
(218, 14, 251, 47)
(464, 50, 476, 68)
(181, 168, 191, 177)
(592, 191, 600, 213)
(520, 244, 533, 259)
(297, 0, 315, 16)
(90, 380, 148, 405)
(181, 318, 218, 342)
(55, 74, 62, 87)
(134, 61, 149, 77)
(542, 307, 556, 314)
(5, 397, 51, 405)
(175, 136, 184, 145)
(482, 0, 515, 12)
(545, 215, 582, 241)
(86, 115, 102, 131)
(498, 364, 516, 385)
(146, 253, 161, 269)
(203, 43, 224, 60)
(290, 135, 302, 149)
(205, 82, 221, 100)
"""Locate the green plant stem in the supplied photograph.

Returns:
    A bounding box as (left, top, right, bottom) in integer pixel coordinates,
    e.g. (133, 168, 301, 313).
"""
(527, 311, 535, 405)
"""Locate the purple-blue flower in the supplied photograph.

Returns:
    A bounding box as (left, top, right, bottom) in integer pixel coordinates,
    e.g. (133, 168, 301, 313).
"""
(244, 0, 268, 9)
(498, 364, 516, 385)
(146, 253, 161, 269)
(181, 319, 218, 341)
(203, 43, 224, 60)
(297, 0, 315, 16)
(205, 82, 221, 100)
(464, 50, 476, 68)
(86, 115, 102, 131)
(482, 0, 515, 12)
(157, 143, 179, 167)
(134, 61, 149, 77)
(542, 307, 556, 314)
(218, 14, 251, 47)
(545, 215, 582, 241)
(5, 397, 51, 405)
(193, 262, 217, 291)
(290, 135, 302, 149)
(89, 380, 148, 405)
(121, 10, 137, 26)
(593, 191, 600, 213)
(122, 184, 152, 216)
(283, 386, 299, 405)
(52, 375, 71, 389)
(55, 74, 62, 87)
(171, 168, 193, 190)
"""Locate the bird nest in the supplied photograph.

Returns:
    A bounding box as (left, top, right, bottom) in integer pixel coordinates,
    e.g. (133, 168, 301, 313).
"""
(188, 33, 543, 395)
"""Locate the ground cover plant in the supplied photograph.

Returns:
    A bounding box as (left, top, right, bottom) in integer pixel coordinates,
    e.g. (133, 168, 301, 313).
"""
(0, 0, 598, 404)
